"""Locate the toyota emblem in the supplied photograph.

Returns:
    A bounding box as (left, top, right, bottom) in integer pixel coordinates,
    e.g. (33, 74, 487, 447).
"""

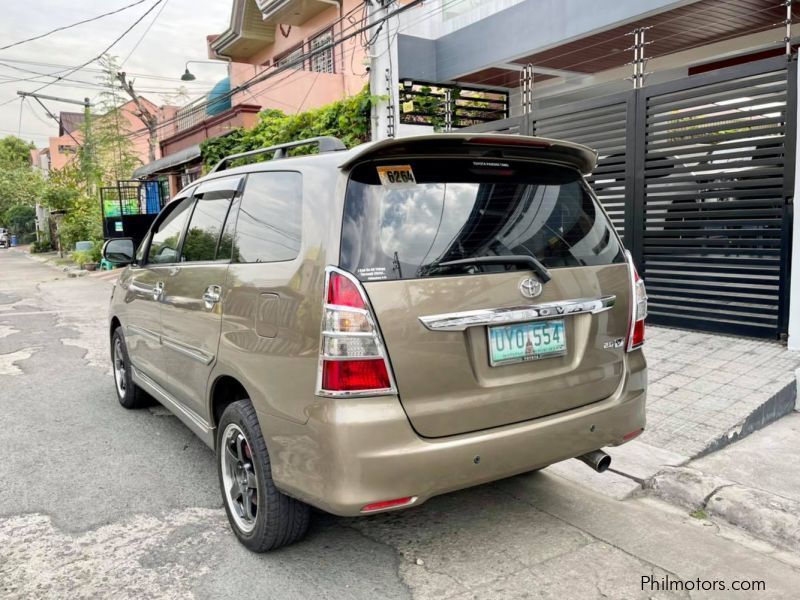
(519, 277, 543, 299)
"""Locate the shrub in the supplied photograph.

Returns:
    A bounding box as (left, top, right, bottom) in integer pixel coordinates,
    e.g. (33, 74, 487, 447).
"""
(31, 238, 53, 253)
(200, 87, 375, 169)
(72, 249, 95, 266)
(58, 193, 103, 251)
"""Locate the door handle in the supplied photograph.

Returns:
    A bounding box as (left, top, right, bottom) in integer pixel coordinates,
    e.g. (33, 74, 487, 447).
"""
(203, 285, 222, 310)
(153, 281, 164, 302)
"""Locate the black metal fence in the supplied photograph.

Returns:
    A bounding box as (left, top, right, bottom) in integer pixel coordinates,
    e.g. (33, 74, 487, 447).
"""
(463, 56, 796, 339)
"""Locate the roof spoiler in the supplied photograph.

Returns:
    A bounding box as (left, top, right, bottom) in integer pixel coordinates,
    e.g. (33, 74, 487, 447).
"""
(339, 133, 598, 174)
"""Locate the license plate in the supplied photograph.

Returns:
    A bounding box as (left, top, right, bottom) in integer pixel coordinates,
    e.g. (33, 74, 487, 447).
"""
(488, 320, 567, 366)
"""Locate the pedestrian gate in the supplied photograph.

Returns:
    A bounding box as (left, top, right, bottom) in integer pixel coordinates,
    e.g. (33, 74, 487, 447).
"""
(464, 56, 796, 339)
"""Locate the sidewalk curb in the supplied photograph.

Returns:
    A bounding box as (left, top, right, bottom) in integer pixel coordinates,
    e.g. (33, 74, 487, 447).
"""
(693, 379, 797, 458)
(14, 249, 86, 277)
(644, 466, 800, 552)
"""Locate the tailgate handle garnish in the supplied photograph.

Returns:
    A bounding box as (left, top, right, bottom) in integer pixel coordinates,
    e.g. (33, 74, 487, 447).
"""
(419, 296, 616, 332)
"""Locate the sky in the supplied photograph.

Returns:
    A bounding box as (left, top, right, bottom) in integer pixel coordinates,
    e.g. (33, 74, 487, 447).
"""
(0, 0, 233, 148)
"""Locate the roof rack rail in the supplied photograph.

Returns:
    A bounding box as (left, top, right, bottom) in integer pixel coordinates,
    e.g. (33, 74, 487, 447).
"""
(209, 136, 347, 174)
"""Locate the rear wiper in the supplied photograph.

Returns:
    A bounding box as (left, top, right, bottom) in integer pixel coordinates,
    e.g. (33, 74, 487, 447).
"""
(434, 255, 551, 283)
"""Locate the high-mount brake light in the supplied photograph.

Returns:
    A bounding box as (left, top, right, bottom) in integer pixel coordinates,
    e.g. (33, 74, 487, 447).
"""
(625, 251, 647, 351)
(466, 136, 552, 148)
(317, 268, 397, 397)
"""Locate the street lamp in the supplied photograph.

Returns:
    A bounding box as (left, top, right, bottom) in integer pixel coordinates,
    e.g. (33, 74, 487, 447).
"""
(180, 60, 230, 81)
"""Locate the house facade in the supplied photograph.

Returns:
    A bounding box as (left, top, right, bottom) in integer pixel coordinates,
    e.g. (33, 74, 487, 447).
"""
(134, 0, 371, 195)
(209, 0, 369, 114)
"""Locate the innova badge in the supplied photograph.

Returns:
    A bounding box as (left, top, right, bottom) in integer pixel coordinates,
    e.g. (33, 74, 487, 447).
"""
(519, 277, 543, 299)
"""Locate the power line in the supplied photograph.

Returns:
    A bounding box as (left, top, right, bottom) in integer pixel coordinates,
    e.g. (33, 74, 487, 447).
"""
(17, 0, 435, 147)
(0, 71, 211, 96)
(0, 0, 149, 51)
(0, 57, 217, 83)
(120, 0, 171, 67)
(0, 0, 167, 108)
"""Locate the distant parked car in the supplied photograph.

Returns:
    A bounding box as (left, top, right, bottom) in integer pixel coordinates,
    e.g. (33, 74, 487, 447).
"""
(103, 134, 648, 552)
(0, 228, 8, 248)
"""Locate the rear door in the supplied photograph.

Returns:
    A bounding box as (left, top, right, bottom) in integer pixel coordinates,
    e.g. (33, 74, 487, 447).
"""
(159, 176, 241, 416)
(340, 157, 632, 438)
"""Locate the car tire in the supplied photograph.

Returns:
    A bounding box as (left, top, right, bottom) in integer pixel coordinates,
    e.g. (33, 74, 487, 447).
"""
(217, 400, 310, 552)
(111, 328, 151, 409)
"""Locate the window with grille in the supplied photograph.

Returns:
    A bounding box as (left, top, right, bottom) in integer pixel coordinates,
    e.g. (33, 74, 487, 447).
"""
(275, 45, 304, 70)
(309, 29, 334, 74)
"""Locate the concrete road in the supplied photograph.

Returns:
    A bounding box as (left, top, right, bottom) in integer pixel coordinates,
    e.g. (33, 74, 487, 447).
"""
(1, 249, 799, 599)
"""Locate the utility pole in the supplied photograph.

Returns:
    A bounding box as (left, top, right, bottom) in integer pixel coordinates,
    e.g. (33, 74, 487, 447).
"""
(17, 91, 96, 190)
(368, 0, 401, 141)
(81, 96, 99, 195)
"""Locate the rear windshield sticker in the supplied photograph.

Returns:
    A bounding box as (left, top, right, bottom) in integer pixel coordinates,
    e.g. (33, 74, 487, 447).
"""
(357, 266, 388, 281)
(377, 165, 417, 187)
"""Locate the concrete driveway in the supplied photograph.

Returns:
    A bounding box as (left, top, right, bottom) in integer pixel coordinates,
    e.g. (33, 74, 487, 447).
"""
(1, 249, 799, 599)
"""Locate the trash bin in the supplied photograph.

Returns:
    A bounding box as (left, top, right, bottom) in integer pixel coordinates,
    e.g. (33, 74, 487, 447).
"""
(10, 235, 16, 247)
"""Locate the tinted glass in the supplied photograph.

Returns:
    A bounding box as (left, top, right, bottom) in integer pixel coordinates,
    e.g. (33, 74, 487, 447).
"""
(341, 159, 624, 281)
(234, 172, 302, 263)
(181, 179, 238, 262)
(148, 197, 193, 264)
(218, 197, 239, 262)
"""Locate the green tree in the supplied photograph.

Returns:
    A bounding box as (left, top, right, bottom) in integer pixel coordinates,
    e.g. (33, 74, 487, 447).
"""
(0, 135, 34, 169)
(4, 204, 36, 238)
(91, 55, 143, 184)
(0, 166, 45, 217)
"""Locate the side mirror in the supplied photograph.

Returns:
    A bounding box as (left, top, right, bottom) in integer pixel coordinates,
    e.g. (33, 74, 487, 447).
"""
(102, 237, 135, 266)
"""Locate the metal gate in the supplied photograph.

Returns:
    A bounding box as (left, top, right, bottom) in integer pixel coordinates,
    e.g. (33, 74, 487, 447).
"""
(100, 179, 168, 244)
(463, 55, 796, 339)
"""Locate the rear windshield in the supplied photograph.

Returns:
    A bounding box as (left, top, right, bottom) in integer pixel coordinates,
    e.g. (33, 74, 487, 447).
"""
(341, 158, 624, 281)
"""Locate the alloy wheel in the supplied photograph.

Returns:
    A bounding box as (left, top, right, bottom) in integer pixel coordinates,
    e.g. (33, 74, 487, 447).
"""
(113, 337, 127, 398)
(220, 423, 259, 533)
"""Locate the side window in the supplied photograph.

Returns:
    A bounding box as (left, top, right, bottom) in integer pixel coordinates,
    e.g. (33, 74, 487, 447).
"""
(181, 177, 240, 262)
(218, 198, 239, 262)
(234, 172, 302, 263)
(147, 197, 194, 264)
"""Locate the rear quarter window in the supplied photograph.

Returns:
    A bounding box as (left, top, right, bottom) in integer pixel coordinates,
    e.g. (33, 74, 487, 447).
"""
(232, 171, 302, 263)
(341, 158, 624, 281)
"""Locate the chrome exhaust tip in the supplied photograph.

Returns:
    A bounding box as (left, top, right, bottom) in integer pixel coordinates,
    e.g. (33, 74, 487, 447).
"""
(577, 450, 611, 473)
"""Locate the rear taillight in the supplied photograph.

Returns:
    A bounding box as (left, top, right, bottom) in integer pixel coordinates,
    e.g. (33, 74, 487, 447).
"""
(626, 251, 647, 351)
(317, 267, 396, 396)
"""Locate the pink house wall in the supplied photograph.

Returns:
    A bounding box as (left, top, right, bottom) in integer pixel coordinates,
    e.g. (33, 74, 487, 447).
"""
(47, 131, 82, 171)
(46, 98, 162, 174)
(227, 0, 368, 115)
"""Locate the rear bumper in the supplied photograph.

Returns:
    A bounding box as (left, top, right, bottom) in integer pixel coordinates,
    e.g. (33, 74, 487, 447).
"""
(263, 351, 646, 516)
